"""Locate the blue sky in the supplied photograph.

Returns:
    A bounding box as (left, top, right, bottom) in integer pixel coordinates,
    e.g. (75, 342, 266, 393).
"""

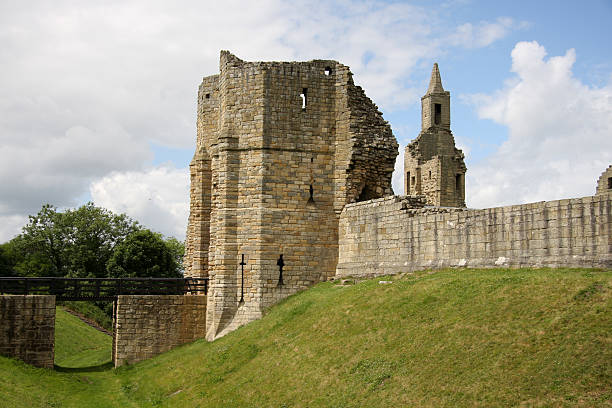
(1, 0, 611, 241)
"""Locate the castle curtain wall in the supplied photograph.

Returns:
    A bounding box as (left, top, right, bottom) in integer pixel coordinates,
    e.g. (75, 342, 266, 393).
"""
(337, 194, 612, 277)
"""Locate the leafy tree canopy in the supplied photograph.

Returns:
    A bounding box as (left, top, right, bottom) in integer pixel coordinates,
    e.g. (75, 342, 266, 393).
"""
(5, 203, 140, 277)
(107, 229, 182, 278)
(2, 203, 185, 279)
(0, 242, 19, 277)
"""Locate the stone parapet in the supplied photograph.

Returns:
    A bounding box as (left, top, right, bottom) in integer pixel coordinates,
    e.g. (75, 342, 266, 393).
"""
(0, 295, 55, 368)
(337, 194, 612, 278)
(113, 295, 207, 367)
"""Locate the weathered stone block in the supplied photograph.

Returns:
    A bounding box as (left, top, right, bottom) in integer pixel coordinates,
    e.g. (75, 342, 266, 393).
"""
(0, 295, 55, 368)
(113, 295, 207, 367)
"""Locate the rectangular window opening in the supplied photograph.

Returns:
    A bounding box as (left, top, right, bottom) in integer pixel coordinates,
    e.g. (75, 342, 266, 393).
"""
(434, 104, 442, 125)
(300, 88, 307, 110)
(456, 174, 461, 192)
(608, 177, 612, 189)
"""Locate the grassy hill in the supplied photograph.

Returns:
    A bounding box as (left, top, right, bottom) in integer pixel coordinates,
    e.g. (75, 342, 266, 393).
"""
(0, 268, 610, 407)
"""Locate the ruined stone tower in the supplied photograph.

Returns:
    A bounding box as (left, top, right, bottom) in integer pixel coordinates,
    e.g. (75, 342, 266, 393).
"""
(185, 51, 398, 340)
(596, 165, 612, 195)
(404, 63, 466, 207)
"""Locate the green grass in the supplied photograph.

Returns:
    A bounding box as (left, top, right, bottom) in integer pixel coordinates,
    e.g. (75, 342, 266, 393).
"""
(59, 301, 113, 331)
(0, 268, 610, 407)
(54, 307, 112, 368)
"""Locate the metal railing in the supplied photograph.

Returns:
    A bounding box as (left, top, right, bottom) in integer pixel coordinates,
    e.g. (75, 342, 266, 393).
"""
(0, 277, 209, 301)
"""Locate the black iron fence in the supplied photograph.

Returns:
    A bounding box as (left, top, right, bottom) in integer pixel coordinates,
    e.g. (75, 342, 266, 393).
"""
(0, 277, 209, 301)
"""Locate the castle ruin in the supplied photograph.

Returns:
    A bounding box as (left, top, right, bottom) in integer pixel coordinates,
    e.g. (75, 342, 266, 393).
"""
(186, 52, 611, 341)
(184, 51, 398, 340)
(2, 53, 608, 370)
(596, 165, 612, 195)
(404, 63, 466, 207)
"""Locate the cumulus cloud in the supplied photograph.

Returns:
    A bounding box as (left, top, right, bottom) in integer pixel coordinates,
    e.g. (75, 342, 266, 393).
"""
(90, 165, 189, 239)
(0, 0, 521, 241)
(467, 41, 612, 208)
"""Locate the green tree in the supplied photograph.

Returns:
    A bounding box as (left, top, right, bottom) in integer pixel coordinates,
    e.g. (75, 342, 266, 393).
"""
(17, 204, 70, 276)
(0, 242, 18, 276)
(11, 203, 140, 277)
(164, 237, 185, 275)
(106, 229, 182, 278)
(63, 203, 140, 278)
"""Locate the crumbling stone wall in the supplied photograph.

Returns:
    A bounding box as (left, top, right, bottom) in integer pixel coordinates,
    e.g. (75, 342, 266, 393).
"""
(596, 165, 612, 195)
(0, 295, 55, 368)
(337, 194, 612, 277)
(113, 295, 206, 367)
(184, 75, 217, 279)
(185, 51, 398, 340)
(404, 63, 466, 207)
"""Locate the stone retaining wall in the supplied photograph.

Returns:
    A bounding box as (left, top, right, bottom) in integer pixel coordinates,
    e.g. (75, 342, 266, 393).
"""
(337, 194, 612, 277)
(113, 295, 207, 367)
(0, 295, 55, 368)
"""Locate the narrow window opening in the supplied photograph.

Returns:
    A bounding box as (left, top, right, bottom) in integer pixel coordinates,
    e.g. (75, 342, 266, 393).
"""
(608, 177, 612, 190)
(205, 93, 210, 99)
(429, 170, 432, 179)
(434, 103, 442, 125)
(411, 176, 416, 186)
(406, 171, 411, 192)
(277, 254, 284, 286)
(307, 156, 315, 205)
(324, 67, 332, 76)
(456, 174, 461, 192)
(300, 88, 307, 110)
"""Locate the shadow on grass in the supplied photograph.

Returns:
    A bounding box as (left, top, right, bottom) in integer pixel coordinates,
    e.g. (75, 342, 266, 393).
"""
(54, 361, 114, 373)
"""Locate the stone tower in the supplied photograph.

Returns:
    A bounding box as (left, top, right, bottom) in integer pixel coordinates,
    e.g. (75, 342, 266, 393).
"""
(596, 165, 612, 195)
(404, 63, 466, 207)
(184, 51, 398, 340)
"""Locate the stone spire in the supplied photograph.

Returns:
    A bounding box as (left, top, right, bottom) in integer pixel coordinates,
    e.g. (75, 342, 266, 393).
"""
(426, 63, 445, 94)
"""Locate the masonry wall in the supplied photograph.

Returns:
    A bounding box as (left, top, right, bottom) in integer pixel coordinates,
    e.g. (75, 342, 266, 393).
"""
(185, 51, 398, 340)
(0, 295, 55, 368)
(404, 63, 466, 208)
(596, 165, 612, 195)
(113, 295, 206, 367)
(337, 194, 612, 278)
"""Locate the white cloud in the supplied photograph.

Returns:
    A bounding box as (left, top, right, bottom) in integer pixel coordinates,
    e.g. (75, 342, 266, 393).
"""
(0, 214, 28, 243)
(90, 165, 189, 239)
(0, 0, 522, 241)
(449, 17, 527, 48)
(467, 41, 612, 208)
(392, 144, 405, 195)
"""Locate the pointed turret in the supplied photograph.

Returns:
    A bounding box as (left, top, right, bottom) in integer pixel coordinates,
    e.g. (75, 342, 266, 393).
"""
(420, 63, 450, 130)
(426, 63, 445, 94)
(406, 63, 467, 207)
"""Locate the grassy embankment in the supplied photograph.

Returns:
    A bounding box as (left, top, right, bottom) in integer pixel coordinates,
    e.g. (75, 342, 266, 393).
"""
(54, 306, 112, 368)
(0, 268, 610, 407)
